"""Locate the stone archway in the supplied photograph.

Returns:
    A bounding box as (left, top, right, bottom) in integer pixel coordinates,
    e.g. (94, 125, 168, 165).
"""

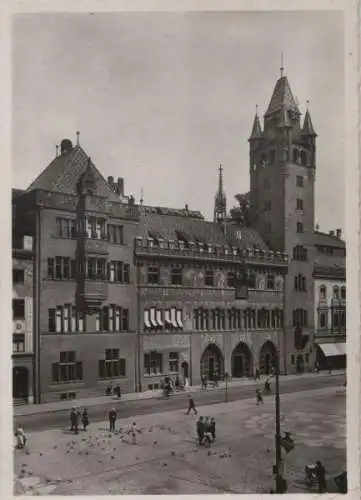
(231, 342, 253, 378)
(200, 343, 224, 382)
(13, 366, 29, 402)
(259, 340, 277, 375)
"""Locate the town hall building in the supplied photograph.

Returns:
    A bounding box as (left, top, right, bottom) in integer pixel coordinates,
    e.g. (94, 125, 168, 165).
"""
(12, 69, 346, 403)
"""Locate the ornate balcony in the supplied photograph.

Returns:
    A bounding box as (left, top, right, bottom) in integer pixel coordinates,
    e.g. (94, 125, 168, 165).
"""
(134, 237, 288, 269)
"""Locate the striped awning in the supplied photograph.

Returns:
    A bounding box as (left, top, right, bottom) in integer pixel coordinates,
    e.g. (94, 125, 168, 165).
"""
(318, 343, 346, 357)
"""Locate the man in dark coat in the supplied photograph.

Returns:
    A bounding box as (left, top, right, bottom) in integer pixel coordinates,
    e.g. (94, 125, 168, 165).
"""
(196, 416, 205, 445)
(315, 460, 326, 493)
(70, 407, 79, 434)
(185, 394, 197, 415)
(109, 408, 117, 432)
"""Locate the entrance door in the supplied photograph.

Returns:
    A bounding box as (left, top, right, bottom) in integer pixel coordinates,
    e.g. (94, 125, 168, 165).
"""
(13, 367, 29, 402)
(208, 357, 215, 380)
(232, 355, 244, 377)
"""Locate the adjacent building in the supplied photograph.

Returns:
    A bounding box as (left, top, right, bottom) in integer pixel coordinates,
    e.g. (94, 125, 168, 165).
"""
(12, 191, 35, 404)
(12, 68, 346, 403)
(313, 229, 346, 369)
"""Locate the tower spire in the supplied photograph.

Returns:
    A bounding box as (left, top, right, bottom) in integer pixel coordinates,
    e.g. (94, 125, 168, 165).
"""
(214, 164, 227, 223)
(280, 53, 284, 78)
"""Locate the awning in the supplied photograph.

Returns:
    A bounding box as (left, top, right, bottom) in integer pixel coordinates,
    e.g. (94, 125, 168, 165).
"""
(170, 308, 178, 328)
(164, 310, 172, 327)
(149, 308, 158, 328)
(176, 310, 184, 329)
(156, 310, 163, 327)
(144, 310, 151, 329)
(335, 343, 346, 355)
(318, 343, 346, 357)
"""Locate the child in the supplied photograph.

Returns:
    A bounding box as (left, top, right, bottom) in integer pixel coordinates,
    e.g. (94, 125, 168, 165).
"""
(256, 388, 264, 405)
(15, 426, 27, 449)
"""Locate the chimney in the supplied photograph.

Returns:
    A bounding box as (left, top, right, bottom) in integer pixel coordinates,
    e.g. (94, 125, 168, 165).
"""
(107, 176, 114, 185)
(315, 223, 320, 231)
(185, 204, 189, 211)
(329, 230, 334, 237)
(336, 228, 342, 239)
(117, 177, 124, 196)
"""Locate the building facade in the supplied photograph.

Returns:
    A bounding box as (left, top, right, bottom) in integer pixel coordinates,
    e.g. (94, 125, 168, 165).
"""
(12, 70, 346, 403)
(313, 229, 346, 369)
(12, 193, 35, 404)
(135, 209, 288, 390)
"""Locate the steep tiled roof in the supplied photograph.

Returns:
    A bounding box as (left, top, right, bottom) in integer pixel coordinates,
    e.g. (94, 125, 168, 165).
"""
(26, 145, 121, 202)
(265, 76, 299, 116)
(139, 210, 269, 251)
(313, 231, 345, 249)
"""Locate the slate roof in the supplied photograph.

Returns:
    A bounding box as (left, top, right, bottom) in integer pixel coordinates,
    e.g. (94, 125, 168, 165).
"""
(265, 76, 299, 116)
(139, 210, 270, 251)
(313, 231, 345, 249)
(26, 145, 121, 202)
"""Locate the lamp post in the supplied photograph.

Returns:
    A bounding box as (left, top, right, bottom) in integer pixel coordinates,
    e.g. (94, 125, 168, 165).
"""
(224, 372, 229, 403)
(273, 350, 287, 493)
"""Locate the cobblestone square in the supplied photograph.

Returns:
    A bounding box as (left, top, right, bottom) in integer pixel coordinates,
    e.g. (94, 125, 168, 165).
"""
(14, 386, 346, 495)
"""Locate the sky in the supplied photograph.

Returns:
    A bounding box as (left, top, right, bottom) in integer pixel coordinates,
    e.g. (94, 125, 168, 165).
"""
(12, 11, 344, 231)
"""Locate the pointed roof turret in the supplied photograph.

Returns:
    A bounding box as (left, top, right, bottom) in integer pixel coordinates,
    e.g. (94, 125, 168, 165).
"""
(301, 108, 317, 136)
(249, 109, 263, 140)
(265, 75, 299, 117)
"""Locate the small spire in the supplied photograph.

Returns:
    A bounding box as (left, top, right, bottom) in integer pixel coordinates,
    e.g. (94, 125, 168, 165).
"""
(301, 107, 317, 136)
(280, 52, 284, 78)
(249, 111, 263, 140)
(214, 164, 227, 223)
(76, 131, 80, 146)
(55, 145, 59, 157)
(140, 188, 144, 205)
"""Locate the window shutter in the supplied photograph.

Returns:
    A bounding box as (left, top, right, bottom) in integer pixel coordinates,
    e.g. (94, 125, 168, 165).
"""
(123, 263, 130, 283)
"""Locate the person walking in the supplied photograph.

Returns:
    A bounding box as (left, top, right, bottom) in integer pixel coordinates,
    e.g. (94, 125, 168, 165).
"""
(131, 422, 137, 444)
(185, 394, 197, 415)
(81, 408, 89, 431)
(70, 407, 79, 434)
(108, 408, 117, 432)
(210, 417, 216, 441)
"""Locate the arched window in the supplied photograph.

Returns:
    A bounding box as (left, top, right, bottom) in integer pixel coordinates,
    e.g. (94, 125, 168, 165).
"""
(300, 150, 307, 166)
(319, 285, 327, 300)
(341, 286, 346, 299)
(333, 286, 339, 299)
